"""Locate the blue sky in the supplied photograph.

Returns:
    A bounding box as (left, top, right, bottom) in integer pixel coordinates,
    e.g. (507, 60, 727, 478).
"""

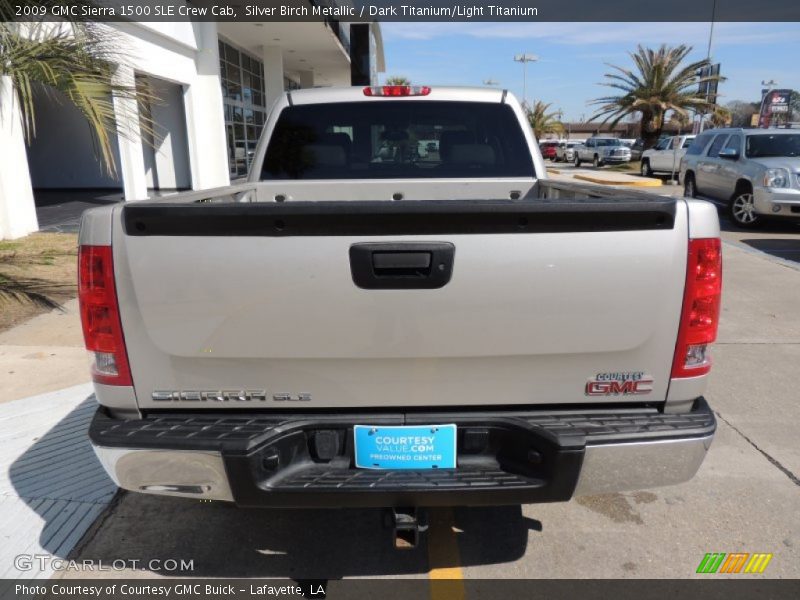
(380, 22, 800, 121)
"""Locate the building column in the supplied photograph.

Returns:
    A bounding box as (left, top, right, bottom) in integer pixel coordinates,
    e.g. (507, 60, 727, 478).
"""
(298, 70, 314, 89)
(349, 24, 371, 86)
(184, 22, 230, 190)
(261, 45, 284, 112)
(0, 76, 38, 240)
(113, 65, 148, 201)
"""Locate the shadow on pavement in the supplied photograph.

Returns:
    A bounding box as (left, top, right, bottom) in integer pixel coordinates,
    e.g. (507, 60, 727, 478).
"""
(739, 238, 800, 263)
(69, 494, 532, 578)
(8, 396, 117, 560)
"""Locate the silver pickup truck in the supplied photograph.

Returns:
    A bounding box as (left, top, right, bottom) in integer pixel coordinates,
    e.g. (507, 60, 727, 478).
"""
(574, 136, 632, 168)
(82, 86, 720, 541)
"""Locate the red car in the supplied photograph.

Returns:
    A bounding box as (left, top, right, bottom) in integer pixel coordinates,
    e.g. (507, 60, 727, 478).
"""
(539, 141, 559, 160)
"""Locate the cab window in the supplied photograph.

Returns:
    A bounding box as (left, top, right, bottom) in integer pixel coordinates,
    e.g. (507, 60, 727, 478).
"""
(686, 133, 713, 156)
(724, 135, 742, 154)
(706, 134, 729, 157)
(655, 138, 671, 151)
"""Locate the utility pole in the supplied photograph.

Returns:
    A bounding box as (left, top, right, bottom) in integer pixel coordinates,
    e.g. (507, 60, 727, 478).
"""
(514, 54, 538, 108)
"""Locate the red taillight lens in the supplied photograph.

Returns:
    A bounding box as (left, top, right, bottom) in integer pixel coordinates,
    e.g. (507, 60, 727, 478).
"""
(363, 85, 431, 97)
(671, 238, 722, 378)
(78, 245, 132, 386)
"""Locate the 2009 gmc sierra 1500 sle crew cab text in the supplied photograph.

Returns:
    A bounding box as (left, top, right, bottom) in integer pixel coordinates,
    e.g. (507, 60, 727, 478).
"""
(81, 86, 721, 543)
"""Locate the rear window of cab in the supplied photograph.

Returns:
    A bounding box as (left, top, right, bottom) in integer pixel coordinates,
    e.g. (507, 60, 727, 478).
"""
(261, 101, 535, 180)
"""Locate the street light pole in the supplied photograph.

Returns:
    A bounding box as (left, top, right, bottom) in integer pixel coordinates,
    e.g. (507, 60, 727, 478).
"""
(514, 53, 538, 108)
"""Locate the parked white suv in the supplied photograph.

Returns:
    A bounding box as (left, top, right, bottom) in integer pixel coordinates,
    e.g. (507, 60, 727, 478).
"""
(641, 135, 696, 177)
(681, 128, 800, 228)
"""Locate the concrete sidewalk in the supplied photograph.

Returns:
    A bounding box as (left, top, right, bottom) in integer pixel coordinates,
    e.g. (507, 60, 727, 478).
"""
(0, 299, 89, 404)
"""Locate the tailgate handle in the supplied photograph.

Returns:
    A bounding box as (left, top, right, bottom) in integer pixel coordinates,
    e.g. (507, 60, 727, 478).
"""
(373, 251, 431, 271)
(349, 242, 455, 289)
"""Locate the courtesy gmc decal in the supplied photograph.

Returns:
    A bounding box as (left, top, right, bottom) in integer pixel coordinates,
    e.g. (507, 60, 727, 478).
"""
(585, 372, 654, 396)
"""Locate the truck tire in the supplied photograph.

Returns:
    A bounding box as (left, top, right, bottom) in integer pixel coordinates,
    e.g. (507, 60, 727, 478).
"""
(729, 186, 761, 229)
(641, 160, 653, 177)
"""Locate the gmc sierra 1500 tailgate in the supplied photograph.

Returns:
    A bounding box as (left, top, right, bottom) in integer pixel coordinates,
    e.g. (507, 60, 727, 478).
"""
(112, 195, 687, 410)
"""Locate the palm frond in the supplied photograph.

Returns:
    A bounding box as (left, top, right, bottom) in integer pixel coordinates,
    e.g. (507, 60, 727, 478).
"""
(0, 17, 161, 177)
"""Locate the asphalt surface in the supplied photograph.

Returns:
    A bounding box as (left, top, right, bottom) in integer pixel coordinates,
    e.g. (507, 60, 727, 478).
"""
(56, 173, 799, 585)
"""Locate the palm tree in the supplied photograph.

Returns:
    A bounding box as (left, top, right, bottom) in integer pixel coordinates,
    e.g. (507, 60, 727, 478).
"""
(0, 7, 157, 176)
(526, 100, 564, 140)
(707, 105, 732, 129)
(385, 76, 411, 86)
(590, 44, 724, 149)
(1, 1, 156, 307)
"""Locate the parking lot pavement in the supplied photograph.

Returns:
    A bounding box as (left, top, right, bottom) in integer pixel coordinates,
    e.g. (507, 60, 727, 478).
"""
(62, 236, 799, 584)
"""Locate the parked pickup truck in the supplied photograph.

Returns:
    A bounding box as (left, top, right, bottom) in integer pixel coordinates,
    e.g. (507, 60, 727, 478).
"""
(82, 86, 720, 541)
(640, 135, 696, 177)
(574, 136, 632, 168)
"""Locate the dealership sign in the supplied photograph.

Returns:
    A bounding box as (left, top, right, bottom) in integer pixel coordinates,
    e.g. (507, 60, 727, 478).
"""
(759, 89, 794, 127)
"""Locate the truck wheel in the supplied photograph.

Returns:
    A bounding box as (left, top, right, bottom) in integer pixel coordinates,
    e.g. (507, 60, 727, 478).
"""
(641, 160, 653, 177)
(592, 155, 601, 169)
(683, 173, 696, 198)
(730, 190, 761, 228)
(574, 155, 581, 167)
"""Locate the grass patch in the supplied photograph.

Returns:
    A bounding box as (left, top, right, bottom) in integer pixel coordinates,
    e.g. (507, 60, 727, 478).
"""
(0, 232, 78, 333)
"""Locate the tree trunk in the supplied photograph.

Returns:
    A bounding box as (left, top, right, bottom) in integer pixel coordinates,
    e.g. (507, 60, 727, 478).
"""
(639, 116, 660, 150)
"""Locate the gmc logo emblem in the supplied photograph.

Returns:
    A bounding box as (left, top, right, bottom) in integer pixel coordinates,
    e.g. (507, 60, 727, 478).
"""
(585, 379, 654, 396)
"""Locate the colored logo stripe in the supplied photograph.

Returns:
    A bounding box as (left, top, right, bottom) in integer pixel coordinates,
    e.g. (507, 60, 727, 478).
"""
(697, 553, 726, 573)
(744, 553, 773, 574)
(697, 553, 773, 574)
(720, 553, 749, 573)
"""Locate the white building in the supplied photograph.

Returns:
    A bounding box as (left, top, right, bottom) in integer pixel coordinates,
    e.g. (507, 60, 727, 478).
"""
(0, 17, 384, 239)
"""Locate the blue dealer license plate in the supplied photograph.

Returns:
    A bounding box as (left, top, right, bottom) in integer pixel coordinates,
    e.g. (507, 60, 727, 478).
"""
(353, 424, 457, 470)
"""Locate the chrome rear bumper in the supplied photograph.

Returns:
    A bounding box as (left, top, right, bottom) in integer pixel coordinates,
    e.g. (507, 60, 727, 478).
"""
(93, 433, 713, 502)
(90, 399, 715, 506)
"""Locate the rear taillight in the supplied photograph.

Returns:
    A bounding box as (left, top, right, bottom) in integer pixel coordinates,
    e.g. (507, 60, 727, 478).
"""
(78, 245, 132, 386)
(363, 85, 431, 97)
(671, 238, 722, 378)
